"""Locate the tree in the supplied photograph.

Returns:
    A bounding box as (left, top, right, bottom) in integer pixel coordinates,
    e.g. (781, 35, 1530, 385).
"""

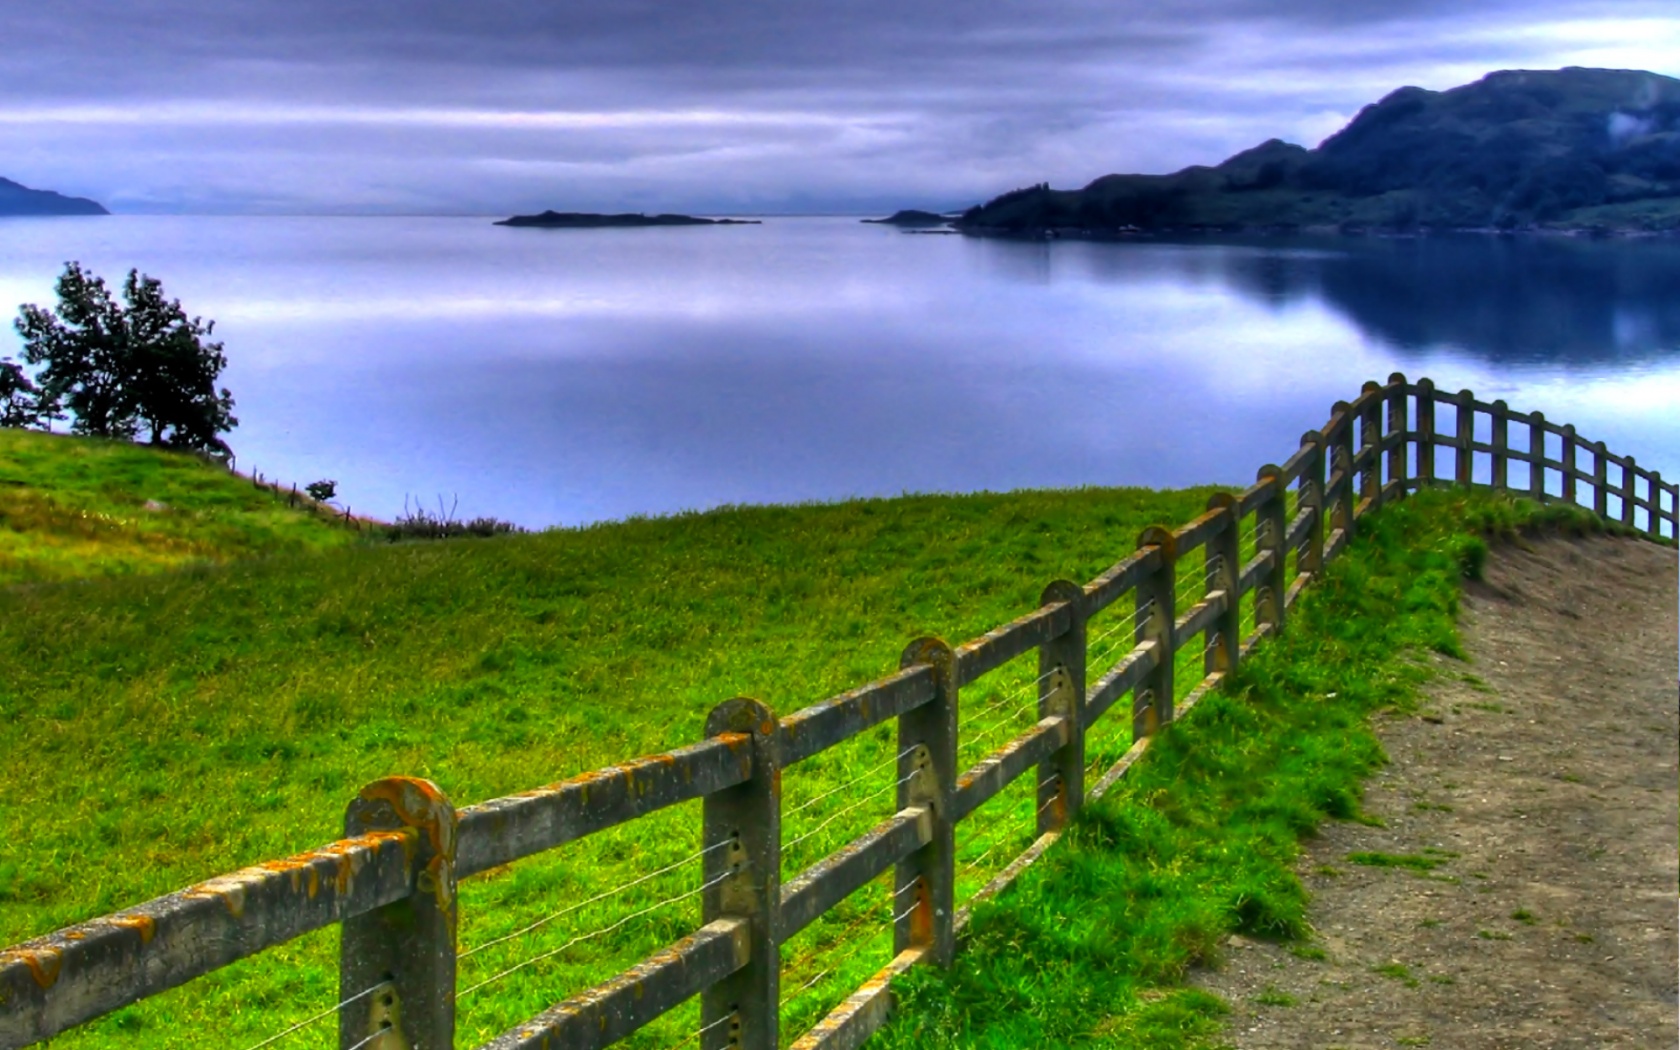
(12, 262, 236, 454)
(0, 358, 47, 428)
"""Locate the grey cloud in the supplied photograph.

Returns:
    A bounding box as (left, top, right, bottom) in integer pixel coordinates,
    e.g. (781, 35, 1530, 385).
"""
(1, 0, 1675, 213)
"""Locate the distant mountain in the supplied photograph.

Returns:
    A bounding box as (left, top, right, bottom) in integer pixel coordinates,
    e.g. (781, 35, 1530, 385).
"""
(956, 68, 1680, 235)
(495, 211, 760, 227)
(0, 177, 107, 216)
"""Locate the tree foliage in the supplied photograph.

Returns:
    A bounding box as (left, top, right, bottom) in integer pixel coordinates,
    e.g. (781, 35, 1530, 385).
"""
(10, 262, 236, 454)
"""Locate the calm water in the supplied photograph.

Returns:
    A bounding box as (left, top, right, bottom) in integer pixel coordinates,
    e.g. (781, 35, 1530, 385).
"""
(0, 215, 1676, 528)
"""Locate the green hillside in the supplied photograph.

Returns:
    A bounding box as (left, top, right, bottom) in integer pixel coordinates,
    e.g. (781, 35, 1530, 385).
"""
(0, 429, 1219, 1048)
(958, 67, 1680, 234)
(0, 428, 358, 585)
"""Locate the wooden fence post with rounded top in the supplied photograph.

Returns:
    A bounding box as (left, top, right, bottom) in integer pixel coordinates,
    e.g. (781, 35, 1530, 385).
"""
(1593, 441, 1609, 519)
(1490, 400, 1509, 491)
(896, 638, 957, 967)
(1528, 411, 1545, 501)
(1036, 581, 1087, 836)
(1415, 378, 1436, 487)
(1455, 389, 1475, 486)
(1360, 380, 1383, 510)
(1135, 526, 1177, 736)
(339, 777, 459, 1050)
(1386, 372, 1409, 496)
(1297, 431, 1326, 577)
(1622, 456, 1638, 527)
(1204, 494, 1241, 673)
(701, 696, 781, 1050)
(1561, 423, 1578, 504)
(1254, 469, 1288, 636)
(1330, 401, 1357, 540)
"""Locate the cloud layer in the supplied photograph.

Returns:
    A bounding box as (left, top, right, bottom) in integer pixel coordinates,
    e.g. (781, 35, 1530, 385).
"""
(3, 0, 1677, 213)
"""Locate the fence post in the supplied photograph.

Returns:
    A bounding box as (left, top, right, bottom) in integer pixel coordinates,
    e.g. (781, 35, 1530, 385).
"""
(1386, 372, 1408, 496)
(1653, 471, 1668, 539)
(1455, 389, 1475, 486)
(1036, 582, 1087, 835)
(1490, 401, 1508, 491)
(1416, 378, 1436, 487)
(1297, 431, 1325, 577)
(1561, 424, 1578, 504)
(1135, 526, 1177, 736)
(896, 638, 957, 967)
(1360, 380, 1383, 510)
(1622, 456, 1637, 527)
(1331, 401, 1356, 540)
(1254, 470, 1287, 635)
(1528, 411, 1546, 501)
(1659, 473, 1673, 540)
(1593, 441, 1609, 519)
(339, 777, 458, 1050)
(701, 697, 780, 1050)
(1203, 495, 1241, 675)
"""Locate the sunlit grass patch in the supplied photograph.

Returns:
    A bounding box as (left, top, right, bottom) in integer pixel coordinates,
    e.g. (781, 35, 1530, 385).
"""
(0, 428, 355, 584)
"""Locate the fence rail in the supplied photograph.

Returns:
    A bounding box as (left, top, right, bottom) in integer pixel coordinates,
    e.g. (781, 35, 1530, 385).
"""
(2, 375, 1675, 1050)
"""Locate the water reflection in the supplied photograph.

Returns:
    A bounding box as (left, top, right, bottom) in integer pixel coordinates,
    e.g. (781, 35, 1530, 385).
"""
(1176, 234, 1680, 365)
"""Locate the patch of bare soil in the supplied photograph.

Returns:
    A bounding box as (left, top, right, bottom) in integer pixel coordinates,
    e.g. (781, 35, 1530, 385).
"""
(1196, 534, 1679, 1049)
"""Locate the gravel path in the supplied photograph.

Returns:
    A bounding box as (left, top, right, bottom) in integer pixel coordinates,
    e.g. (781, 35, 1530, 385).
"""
(1196, 534, 1678, 1049)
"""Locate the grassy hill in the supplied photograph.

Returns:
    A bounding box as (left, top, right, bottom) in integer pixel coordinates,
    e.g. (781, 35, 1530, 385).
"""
(0, 429, 1621, 1048)
(0, 428, 1221, 1048)
(958, 67, 1680, 234)
(0, 428, 359, 585)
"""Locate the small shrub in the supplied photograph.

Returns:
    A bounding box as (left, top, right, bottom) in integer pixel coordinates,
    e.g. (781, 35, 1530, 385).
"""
(305, 479, 337, 502)
(382, 495, 523, 542)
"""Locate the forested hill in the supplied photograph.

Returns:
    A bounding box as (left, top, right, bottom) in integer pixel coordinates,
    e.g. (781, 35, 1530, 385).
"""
(0, 176, 107, 216)
(956, 68, 1680, 234)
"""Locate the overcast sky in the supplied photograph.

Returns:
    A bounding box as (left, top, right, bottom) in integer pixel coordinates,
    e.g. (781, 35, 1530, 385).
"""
(3, 0, 1677, 215)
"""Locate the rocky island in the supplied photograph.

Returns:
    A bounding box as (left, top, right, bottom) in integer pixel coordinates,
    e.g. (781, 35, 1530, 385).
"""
(945, 67, 1680, 236)
(0, 176, 107, 216)
(861, 209, 955, 227)
(494, 211, 761, 228)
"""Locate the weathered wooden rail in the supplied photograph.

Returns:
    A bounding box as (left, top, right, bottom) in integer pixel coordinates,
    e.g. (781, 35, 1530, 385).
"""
(1, 376, 1674, 1050)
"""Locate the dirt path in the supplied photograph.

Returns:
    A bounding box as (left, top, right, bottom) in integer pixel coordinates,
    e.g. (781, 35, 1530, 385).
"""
(1196, 534, 1679, 1049)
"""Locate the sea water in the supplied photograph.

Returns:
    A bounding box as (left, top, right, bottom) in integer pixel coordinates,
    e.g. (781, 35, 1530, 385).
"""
(0, 215, 1674, 528)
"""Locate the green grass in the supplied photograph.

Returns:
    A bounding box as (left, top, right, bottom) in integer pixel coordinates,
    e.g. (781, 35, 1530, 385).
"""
(0, 430, 1625, 1049)
(870, 487, 1614, 1048)
(0, 430, 1228, 1049)
(1346, 850, 1457, 874)
(0, 428, 358, 584)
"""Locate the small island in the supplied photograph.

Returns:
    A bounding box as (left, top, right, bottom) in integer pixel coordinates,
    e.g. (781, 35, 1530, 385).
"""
(861, 209, 954, 227)
(494, 211, 761, 228)
(0, 176, 108, 216)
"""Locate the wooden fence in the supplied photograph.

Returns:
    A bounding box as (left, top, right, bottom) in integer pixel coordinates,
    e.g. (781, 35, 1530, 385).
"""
(2, 375, 1675, 1050)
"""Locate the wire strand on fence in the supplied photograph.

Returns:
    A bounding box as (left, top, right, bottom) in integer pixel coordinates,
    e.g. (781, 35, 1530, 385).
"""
(660, 1010, 738, 1050)
(460, 839, 731, 960)
(784, 769, 920, 858)
(781, 968, 831, 1008)
(960, 687, 1035, 741)
(779, 880, 894, 1006)
(236, 980, 393, 1050)
(459, 866, 736, 1000)
(785, 745, 918, 819)
(962, 695, 1043, 753)
(957, 662, 1060, 742)
(345, 1024, 394, 1050)
(1084, 604, 1140, 651)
